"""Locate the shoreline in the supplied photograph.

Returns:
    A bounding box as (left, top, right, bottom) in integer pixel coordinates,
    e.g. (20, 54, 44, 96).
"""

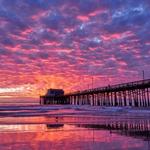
(0, 105, 149, 118)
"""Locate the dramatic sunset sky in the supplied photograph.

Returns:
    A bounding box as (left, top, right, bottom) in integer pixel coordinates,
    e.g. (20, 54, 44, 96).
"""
(0, 0, 150, 101)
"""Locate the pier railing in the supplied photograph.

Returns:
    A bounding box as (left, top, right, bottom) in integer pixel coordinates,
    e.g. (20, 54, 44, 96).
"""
(65, 79, 150, 96)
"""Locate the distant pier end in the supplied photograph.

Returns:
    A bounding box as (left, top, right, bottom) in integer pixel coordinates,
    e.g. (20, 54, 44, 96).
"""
(40, 89, 69, 105)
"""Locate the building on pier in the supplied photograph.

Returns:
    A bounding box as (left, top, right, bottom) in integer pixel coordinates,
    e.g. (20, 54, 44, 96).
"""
(46, 89, 64, 96)
(40, 89, 65, 105)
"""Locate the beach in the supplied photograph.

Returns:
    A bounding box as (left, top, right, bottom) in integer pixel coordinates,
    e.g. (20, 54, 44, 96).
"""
(0, 105, 149, 150)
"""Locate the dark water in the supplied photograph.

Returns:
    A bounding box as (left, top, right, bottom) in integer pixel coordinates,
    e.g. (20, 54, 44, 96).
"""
(0, 105, 149, 150)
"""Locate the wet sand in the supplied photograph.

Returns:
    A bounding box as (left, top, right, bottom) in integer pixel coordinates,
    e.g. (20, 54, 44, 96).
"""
(0, 105, 150, 150)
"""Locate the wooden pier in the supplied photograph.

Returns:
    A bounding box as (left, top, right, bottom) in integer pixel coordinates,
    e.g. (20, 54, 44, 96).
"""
(40, 79, 150, 107)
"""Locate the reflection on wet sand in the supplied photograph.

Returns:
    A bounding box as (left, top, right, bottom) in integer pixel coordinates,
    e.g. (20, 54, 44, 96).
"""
(0, 104, 150, 150)
(44, 117, 150, 150)
(76, 119, 150, 141)
(0, 115, 150, 150)
(47, 124, 64, 129)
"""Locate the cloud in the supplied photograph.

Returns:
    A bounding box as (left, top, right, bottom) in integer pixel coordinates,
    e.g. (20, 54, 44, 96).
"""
(0, 0, 149, 100)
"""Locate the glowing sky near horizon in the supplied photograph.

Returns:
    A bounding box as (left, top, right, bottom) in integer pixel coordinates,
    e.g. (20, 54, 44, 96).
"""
(0, 0, 150, 100)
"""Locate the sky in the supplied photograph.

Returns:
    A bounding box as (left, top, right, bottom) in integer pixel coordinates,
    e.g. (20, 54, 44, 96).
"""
(0, 0, 150, 101)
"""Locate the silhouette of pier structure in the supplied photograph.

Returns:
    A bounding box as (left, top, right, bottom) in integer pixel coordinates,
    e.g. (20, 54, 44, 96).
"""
(40, 79, 150, 107)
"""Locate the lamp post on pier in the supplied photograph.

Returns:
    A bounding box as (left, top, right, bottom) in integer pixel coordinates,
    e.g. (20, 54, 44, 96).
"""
(92, 76, 94, 89)
(142, 70, 145, 80)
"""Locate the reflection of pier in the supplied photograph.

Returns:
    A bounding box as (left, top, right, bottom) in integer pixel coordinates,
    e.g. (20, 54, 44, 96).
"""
(76, 119, 150, 141)
(40, 79, 150, 107)
(47, 124, 64, 129)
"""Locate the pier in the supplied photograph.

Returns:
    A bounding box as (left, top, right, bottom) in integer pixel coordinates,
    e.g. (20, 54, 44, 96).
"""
(40, 79, 150, 107)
